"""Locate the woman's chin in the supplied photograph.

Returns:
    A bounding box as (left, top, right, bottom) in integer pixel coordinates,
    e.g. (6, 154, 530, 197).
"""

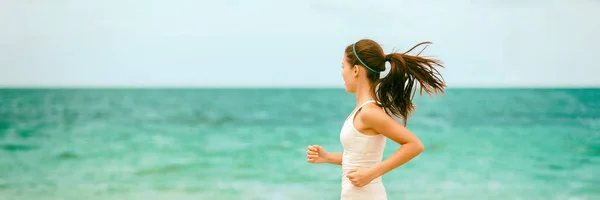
(344, 86, 353, 93)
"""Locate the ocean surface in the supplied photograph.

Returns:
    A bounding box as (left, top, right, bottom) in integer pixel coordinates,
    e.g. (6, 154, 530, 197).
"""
(0, 88, 599, 200)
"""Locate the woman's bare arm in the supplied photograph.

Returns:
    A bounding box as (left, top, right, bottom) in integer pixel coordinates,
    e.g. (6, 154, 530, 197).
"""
(359, 104, 425, 178)
(325, 152, 343, 165)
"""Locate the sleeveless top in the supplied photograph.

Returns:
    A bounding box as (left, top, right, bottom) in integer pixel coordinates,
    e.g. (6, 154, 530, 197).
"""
(339, 99, 387, 185)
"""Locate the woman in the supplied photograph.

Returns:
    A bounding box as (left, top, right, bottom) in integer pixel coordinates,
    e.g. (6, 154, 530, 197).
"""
(306, 39, 446, 199)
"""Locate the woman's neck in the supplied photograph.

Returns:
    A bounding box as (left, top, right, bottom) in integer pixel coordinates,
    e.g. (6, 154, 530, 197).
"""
(355, 82, 374, 107)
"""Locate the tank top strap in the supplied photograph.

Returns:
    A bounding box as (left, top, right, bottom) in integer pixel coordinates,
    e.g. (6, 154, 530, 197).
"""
(347, 99, 377, 121)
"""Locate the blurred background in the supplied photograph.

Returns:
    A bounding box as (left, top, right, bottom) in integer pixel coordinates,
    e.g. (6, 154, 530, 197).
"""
(1, 0, 599, 199)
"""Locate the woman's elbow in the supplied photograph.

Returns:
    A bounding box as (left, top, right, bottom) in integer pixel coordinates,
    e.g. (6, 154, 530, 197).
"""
(414, 141, 425, 153)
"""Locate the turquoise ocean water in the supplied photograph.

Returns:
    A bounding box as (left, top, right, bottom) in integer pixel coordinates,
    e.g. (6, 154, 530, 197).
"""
(0, 88, 599, 200)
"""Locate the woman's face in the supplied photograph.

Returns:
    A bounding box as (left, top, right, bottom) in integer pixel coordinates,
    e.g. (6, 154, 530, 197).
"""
(341, 54, 357, 93)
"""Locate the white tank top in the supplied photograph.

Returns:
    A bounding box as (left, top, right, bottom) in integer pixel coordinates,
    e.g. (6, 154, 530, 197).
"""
(339, 99, 387, 183)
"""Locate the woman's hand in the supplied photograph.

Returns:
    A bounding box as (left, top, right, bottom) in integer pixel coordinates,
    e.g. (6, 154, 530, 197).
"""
(346, 167, 376, 187)
(307, 145, 329, 164)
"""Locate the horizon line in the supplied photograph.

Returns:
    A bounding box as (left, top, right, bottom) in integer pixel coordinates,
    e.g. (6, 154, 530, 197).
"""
(1, 85, 599, 89)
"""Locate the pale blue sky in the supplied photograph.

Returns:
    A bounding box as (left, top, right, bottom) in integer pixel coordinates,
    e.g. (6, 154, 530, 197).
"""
(1, 0, 599, 88)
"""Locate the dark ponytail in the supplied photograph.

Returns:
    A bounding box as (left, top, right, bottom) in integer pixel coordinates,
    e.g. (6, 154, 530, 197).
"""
(345, 40, 446, 126)
(376, 42, 445, 125)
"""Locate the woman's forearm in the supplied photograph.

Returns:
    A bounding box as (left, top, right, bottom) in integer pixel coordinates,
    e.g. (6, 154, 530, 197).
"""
(370, 142, 424, 177)
(326, 152, 343, 165)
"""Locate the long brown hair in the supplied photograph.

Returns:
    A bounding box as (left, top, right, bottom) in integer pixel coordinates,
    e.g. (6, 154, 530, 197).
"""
(345, 39, 446, 126)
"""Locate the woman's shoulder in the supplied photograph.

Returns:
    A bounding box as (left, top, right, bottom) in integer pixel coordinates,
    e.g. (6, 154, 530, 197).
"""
(358, 102, 405, 134)
(357, 103, 389, 123)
